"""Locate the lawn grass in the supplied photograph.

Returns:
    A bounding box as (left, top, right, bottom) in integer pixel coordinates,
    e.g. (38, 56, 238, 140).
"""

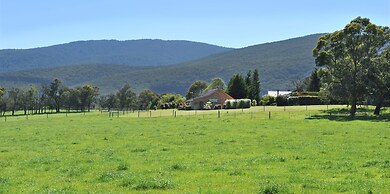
(0, 106, 389, 193)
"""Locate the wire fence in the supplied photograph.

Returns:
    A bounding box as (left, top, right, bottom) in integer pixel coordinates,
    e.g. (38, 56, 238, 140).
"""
(2, 105, 383, 122)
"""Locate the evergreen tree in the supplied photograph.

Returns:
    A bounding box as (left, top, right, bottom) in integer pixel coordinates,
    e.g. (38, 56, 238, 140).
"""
(227, 74, 247, 99)
(308, 69, 321, 92)
(250, 69, 261, 103)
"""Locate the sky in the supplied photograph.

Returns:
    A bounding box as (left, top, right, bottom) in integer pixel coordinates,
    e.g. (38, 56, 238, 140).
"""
(0, 0, 389, 49)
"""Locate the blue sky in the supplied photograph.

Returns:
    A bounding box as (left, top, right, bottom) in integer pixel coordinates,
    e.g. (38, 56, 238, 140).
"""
(0, 0, 389, 49)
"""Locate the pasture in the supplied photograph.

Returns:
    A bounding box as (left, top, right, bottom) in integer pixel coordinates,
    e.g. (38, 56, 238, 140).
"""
(0, 106, 389, 193)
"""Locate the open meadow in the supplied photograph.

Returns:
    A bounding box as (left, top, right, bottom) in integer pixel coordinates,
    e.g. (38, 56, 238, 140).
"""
(0, 105, 389, 193)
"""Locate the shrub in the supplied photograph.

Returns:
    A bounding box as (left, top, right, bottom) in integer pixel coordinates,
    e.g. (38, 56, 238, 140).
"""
(237, 99, 251, 108)
(232, 100, 238, 109)
(287, 97, 299, 106)
(276, 95, 288, 106)
(225, 100, 233, 109)
(252, 99, 257, 106)
(225, 99, 251, 109)
(260, 95, 276, 105)
(291, 91, 319, 96)
(298, 96, 322, 105)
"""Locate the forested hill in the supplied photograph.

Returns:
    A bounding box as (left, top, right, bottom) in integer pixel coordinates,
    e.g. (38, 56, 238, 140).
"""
(0, 39, 233, 73)
(0, 34, 325, 95)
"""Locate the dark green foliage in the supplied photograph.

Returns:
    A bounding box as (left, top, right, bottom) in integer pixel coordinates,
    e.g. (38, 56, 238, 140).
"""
(138, 89, 159, 110)
(225, 100, 233, 109)
(225, 99, 251, 109)
(227, 74, 247, 99)
(245, 69, 261, 104)
(313, 17, 389, 116)
(276, 95, 288, 106)
(308, 69, 320, 92)
(259, 183, 287, 194)
(49, 79, 65, 113)
(78, 85, 99, 111)
(0, 78, 100, 115)
(290, 91, 319, 96)
(116, 84, 137, 110)
(99, 94, 118, 111)
(238, 99, 251, 108)
(251, 69, 261, 103)
(288, 96, 322, 105)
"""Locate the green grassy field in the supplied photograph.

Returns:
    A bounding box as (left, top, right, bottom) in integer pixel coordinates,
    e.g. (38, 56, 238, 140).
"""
(0, 106, 389, 193)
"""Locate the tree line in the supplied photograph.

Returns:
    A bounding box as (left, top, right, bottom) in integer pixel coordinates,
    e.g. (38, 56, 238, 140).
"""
(0, 69, 261, 115)
(0, 79, 99, 116)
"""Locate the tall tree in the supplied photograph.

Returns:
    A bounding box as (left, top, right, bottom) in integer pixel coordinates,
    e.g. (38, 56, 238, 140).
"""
(185, 80, 208, 99)
(116, 84, 136, 110)
(204, 77, 226, 92)
(250, 69, 261, 103)
(313, 17, 388, 116)
(49, 79, 65, 113)
(78, 84, 99, 111)
(20, 85, 38, 115)
(138, 89, 159, 110)
(99, 94, 119, 111)
(307, 69, 321, 92)
(7, 87, 22, 116)
(227, 74, 247, 99)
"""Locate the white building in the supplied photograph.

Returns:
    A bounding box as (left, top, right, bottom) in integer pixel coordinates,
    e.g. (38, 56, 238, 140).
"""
(267, 90, 291, 97)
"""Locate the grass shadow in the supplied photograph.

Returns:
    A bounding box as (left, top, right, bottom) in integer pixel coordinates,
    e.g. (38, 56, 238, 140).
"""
(307, 107, 390, 122)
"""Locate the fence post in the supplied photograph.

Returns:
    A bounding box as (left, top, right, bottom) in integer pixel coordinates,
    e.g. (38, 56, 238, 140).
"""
(268, 111, 271, 119)
(218, 110, 220, 118)
(138, 111, 140, 118)
(47, 113, 48, 118)
(150, 111, 152, 118)
(26, 115, 28, 120)
(174, 111, 177, 118)
(5, 116, 6, 122)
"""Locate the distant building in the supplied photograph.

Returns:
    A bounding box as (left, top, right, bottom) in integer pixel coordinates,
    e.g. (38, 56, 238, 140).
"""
(189, 89, 233, 110)
(267, 90, 291, 97)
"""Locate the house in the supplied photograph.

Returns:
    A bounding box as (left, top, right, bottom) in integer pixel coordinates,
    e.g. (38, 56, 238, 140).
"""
(267, 90, 291, 97)
(189, 89, 233, 110)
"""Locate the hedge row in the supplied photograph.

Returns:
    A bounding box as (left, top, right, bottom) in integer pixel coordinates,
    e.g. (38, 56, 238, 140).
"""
(276, 95, 322, 106)
(225, 99, 251, 109)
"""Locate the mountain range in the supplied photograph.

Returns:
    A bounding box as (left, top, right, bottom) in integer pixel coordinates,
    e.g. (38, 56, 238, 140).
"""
(0, 34, 324, 95)
(0, 39, 232, 72)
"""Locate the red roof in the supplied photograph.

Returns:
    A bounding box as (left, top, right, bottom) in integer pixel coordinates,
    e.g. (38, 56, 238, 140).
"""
(192, 89, 233, 102)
